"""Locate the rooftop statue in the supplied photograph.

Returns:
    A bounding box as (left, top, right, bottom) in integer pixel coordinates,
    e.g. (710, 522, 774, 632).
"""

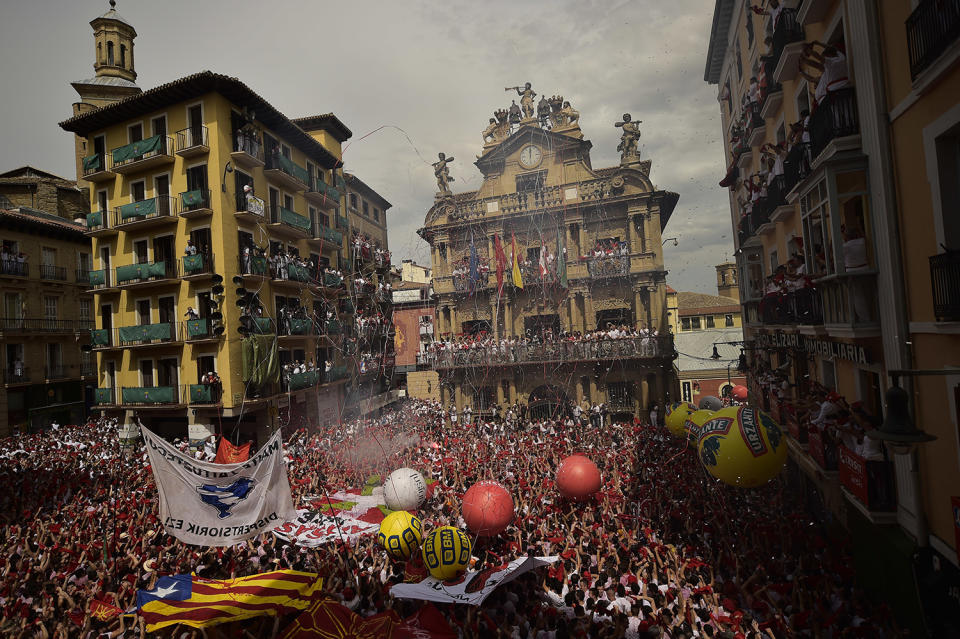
(615, 113, 642, 163)
(506, 82, 537, 120)
(433, 152, 455, 195)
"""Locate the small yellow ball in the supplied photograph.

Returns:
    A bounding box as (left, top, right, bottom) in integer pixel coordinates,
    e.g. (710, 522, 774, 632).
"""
(664, 402, 698, 438)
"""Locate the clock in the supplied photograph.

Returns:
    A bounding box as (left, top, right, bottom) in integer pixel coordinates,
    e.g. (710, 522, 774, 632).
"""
(518, 144, 543, 169)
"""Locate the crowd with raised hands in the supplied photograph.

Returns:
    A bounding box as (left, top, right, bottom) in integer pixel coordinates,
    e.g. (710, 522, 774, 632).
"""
(580, 239, 628, 261)
(0, 396, 902, 638)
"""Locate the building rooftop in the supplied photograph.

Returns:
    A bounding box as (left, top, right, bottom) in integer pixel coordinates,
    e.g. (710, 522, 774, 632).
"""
(0, 208, 87, 237)
(72, 76, 140, 89)
(344, 173, 393, 210)
(674, 327, 743, 372)
(59, 71, 341, 169)
(291, 114, 353, 143)
(676, 291, 740, 312)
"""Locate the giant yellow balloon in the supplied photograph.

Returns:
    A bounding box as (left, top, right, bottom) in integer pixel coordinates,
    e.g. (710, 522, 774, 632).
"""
(696, 406, 786, 487)
(684, 409, 715, 448)
(665, 402, 698, 438)
(378, 510, 423, 560)
(421, 526, 472, 580)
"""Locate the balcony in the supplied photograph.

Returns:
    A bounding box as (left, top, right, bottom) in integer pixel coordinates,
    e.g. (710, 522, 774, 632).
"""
(94, 387, 116, 406)
(283, 370, 321, 393)
(120, 385, 182, 407)
(838, 445, 896, 519)
(231, 132, 265, 169)
(424, 336, 674, 370)
(264, 154, 309, 192)
(235, 191, 266, 224)
(175, 126, 209, 158)
(44, 365, 82, 381)
(188, 383, 221, 405)
(268, 205, 312, 239)
(87, 268, 119, 294)
(325, 365, 349, 383)
(182, 253, 216, 281)
(586, 256, 630, 279)
(325, 319, 343, 336)
(1, 317, 81, 334)
(110, 135, 174, 174)
(306, 177, 342, 208)
(313, 225, 343, 247)
(115, 322, 182, 348)
(434, 272, 491, 295)
(907, 0, 960, 80)
(180, 189, 213, 218)
(808, 87, 860, 164)
(759, 58, 783, 120)
(76, 269, 90, 285)
(771, 9, 805, 84)
(238, 254, 270, 281)
(0, 260, 28, 278)
(90, 328, 114, 350)
(81, 361, 96, 377)
(807, 428, 838, 472)
(782, 143, 810, 196)
(81, 152, 115, 183)
(759, 288, 824, 326)
(280, 317, 317, 337)
(39, 264, 67, 282)
(113, 195, 178, 231)
(930, 250, 960, 322)
(3, 366, 29, 386)
(184, 318, 222, 343)
(115, 260, 180, 290)
(84, 210, 116, 237)
(818, 271, 880, 335)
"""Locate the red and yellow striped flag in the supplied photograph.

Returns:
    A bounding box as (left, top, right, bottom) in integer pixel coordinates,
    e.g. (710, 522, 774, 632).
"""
(137, 570, 323, 631)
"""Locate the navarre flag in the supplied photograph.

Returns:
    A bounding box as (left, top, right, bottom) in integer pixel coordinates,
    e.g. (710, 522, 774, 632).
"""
(89, 600, 122, 622)
(215, 437, 251, 464)
(136, 571, 322, 632)
(278, 598, 456, 639)
(511, 233, 523, 289)
(142, 426, 296, 546)
(494, 234, 506, 296)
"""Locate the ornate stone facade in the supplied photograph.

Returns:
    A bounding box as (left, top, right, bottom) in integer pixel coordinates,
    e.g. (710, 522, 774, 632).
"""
(419, 90, 679, 417)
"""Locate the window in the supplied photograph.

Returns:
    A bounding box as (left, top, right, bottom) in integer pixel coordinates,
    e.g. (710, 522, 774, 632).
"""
(608, 381, 633, 408)
(133, 240, 148, 264)
(283, 193, 294, 210)
(97, 190, 108, 214)
(373, 208, 380, 222)
(41, 248, 56, 266)
(472, 387, 495, 412)
(131, 180, 146, 202)
(128, 123, 143, 143)
(120, 44, 126, 68)
(79, 252, 91, 272)
(139, 360, 154, 387)
(836, 170, 873, 271)
(801, 179, 834, 275)
(79, 299, 92, 322)
(4, 293, 22, 320)
(681, 317, 691, 331)
(281, 144, 291, 160)
(46, 343, 62, 372)
(197, 355, 216, 378)
(107, 41, 114, 66)
(362, 201, 369, 217)
(691, 316, 702, 330)
(769, 249, 779, 272)
(725, 313, 734, 327)
(706, 315, 715, 328)
(151, 116, 167, 138)
(349, 193, 358, 210)
(930, 117, 960, 251)
(821, 358, 837, 390)
(44, 296, 58, 320)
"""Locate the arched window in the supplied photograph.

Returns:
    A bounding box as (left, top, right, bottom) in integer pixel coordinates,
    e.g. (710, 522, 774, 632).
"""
(107, 41, 114, 66)
(120, 44, 126, 68)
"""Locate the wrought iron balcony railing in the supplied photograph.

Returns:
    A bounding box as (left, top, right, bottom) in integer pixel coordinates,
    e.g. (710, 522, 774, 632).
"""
(809, 87, 860, 161)
(930, 250, 960, 322)
(907, 0, 960, 79)
(39, 264, 67, 281)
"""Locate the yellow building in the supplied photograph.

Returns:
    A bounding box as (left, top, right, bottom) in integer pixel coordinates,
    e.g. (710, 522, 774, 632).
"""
(419, 89, 678, 417)
(60, 35, 357, 442)
(706, 0, 960, 629)
(0, 174, 94, 433)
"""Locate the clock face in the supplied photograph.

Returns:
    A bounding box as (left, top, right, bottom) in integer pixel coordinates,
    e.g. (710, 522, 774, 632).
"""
(519, 144, 543, 169)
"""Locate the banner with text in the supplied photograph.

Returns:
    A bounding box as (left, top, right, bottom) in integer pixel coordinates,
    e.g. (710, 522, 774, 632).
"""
(143, 426, 296, 546)
(391, 556, 558, 606)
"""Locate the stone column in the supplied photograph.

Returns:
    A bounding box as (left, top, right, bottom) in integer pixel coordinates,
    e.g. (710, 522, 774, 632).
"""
(578, 223, 588, 255)
(449, 305, 458, 336)
(584, 295, 596, 332)
(649, 284, 664, 331)
(504, 295, 513, 337)
(634, 289, 645, 329)
(588, 378, 599, 404)
(640, 378, 650, 411)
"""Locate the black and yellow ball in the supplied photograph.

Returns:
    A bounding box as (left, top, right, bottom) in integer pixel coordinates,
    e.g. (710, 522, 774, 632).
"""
(377, 511, 423, 560)
(421, 525, 472, 580)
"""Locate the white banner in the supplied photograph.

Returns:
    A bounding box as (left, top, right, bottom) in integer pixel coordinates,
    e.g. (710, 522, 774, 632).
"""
(142, 426, 296, 547)
(273, 509, 380, 546)
(391, 556, 559, 606)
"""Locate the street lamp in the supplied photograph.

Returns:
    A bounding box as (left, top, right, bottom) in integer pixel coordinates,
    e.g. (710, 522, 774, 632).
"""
(866, 384, 937, 454)
(662, 237, 678, 247)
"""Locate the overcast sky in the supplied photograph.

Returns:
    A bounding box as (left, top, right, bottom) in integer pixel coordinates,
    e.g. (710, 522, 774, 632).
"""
(0, 0, 733, 294)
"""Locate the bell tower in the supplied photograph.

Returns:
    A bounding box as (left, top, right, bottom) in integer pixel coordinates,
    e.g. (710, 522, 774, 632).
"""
(70, 1, 142, 183)
(715, 262, 739, 302)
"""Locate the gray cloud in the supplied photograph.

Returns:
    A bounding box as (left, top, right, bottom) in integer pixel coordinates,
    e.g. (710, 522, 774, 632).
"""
(0, 0, 733, 294)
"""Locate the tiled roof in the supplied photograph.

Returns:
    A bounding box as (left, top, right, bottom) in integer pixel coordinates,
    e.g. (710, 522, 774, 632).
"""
(677, 291, 740, 309)
(0, 208, 86, 237)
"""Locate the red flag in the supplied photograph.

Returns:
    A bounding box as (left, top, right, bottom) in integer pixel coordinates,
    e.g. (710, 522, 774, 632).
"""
(278, 597, 455, 639)
(214, 438, 251, 464)
(494, 234, 506, 297)
(89, 599, 122, 622)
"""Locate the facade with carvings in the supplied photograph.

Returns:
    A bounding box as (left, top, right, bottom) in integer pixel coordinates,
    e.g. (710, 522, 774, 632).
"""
(706, 0, 960, 630)
(419, 91, 678, 417)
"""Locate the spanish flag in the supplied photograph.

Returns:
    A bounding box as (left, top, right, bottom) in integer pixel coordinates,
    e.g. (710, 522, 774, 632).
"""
(511, 233, 523, 289)
(136, 570, 322, 631)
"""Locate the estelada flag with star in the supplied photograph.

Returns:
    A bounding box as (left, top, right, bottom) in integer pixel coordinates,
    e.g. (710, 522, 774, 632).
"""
(89, 599, 122, 622)
(136, 570, 322, 632)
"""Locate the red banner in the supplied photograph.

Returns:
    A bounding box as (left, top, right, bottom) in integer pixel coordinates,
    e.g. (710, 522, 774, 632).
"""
(808, 429, 827, 469)
(215, 438, 251, 464)
(839, 446, 869, 504)
(89, 599, 122, 622)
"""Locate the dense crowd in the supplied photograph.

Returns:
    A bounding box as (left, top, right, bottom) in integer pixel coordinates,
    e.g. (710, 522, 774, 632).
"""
(0, 398, 902, 638)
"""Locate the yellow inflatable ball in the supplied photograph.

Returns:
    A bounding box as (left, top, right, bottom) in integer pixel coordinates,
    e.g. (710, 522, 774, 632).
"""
(421, 525, 472, 580)
(696, 405, 786, 488)
(377, 510, 423, 560)
(664, 402, 698, 437)
(684, 409, 715, 447)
